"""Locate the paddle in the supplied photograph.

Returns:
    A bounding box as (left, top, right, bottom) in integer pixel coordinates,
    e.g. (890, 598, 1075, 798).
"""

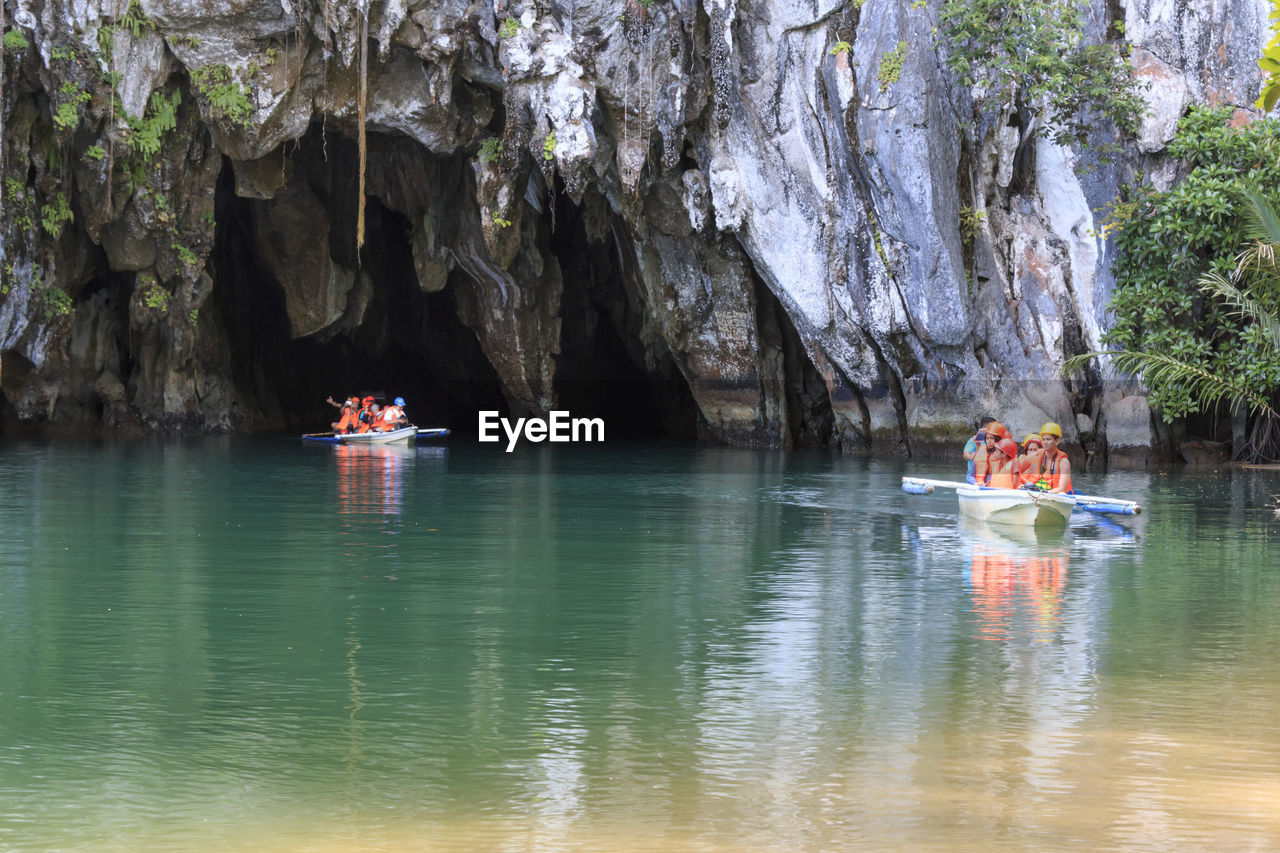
(901, 476, 1143, 516)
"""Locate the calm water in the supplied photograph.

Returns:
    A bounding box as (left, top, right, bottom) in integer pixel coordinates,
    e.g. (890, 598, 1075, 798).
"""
(1, 438, 1278, 851)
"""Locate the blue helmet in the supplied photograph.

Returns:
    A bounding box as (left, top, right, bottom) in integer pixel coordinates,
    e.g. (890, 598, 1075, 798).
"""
(394, 397, 405, 406)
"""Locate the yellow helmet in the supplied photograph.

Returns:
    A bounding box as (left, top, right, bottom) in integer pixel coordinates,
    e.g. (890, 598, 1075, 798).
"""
(1023, 433, 1042, 448)
(1040, 421, 1063, 438)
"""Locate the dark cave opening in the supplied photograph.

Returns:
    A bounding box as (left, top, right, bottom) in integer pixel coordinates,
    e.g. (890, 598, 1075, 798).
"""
(548, 181, 699, 441)
(207, 127, 698, 440)
(209, 131, 507, 435)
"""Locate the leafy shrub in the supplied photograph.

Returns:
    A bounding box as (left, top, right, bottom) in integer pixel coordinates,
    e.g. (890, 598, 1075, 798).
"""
(120, 0, 151, 37)
(41, 193, 75, 238)
(1103, 107, 1280, 420)
(958, 206, 987, 243)
(878, 41, 908, 91)
(126, 90, 181, 161)
(1260, 0, 1280, 110)
(478, 137, 502, 164)
(144, 286, 169, 312)
(171, 242, 200, 268)
(190, 64, 253, 127)
(939, 0, 1144, 153)
(41, 285, 74, 320)
(4, 29, 31, 51)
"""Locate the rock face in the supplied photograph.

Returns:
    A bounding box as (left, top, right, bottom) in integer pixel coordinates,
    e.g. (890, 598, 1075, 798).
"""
(0, 0, 1270, 457)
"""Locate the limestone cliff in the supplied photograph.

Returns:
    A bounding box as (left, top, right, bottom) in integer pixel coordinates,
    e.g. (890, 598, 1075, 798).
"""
(0, 0, 1269, 458)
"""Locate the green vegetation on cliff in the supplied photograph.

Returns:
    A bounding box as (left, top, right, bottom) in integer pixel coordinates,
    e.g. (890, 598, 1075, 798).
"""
(1068, 108, 1280, 460)
(190, 64, 253, 127)
(940, 0, 1144, 152)
(1260, 0, 1280, 110)
(3, 29, 30, 51)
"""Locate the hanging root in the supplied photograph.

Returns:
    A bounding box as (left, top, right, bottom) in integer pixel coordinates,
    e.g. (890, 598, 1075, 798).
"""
(356, 5, 368, 253)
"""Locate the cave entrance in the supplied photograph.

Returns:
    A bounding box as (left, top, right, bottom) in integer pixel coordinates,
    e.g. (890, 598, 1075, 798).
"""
(208, 125, 699, 441)
(548, 183, 698, 441)
(209, 129, 506, 435)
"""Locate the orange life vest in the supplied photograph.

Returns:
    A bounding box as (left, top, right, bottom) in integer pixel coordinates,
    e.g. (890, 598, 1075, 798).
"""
(987, 457, 1017, 489)
(1018, 449, 1045, 486)
(973, 444, 991, 484)
(356, 405, 375, 433)
(375, 405, 403, 431)
(335, 405, 358, 432)
(1034, 448, 1072, 492)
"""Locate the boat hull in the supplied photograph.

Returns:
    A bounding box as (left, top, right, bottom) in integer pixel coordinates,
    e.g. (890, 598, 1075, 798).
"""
(339, 426, 418, 444)
(303, 426, 421, 445)
(956, 486, 1073, 526)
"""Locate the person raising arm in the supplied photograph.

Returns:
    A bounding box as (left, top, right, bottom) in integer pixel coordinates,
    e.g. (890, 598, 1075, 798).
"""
(964, 416, 995, 483)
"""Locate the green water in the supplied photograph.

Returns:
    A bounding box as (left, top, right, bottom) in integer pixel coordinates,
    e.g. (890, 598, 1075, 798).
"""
(1, 438, 1278, 851)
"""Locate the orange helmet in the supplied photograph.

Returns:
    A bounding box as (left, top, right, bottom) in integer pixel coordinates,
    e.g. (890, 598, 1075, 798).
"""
(987, 421, 1010, 440)
(997, 438, 1019, 459)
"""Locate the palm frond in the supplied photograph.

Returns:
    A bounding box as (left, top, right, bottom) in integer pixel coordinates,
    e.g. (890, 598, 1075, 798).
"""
(1198, 272, 1280, 349)
(1238, 182, 1280, 246)
(1062, 349, 1277, 418)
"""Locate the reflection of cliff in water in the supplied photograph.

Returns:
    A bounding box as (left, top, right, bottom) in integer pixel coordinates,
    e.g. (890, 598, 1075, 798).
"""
(961, 519, 1070, 643)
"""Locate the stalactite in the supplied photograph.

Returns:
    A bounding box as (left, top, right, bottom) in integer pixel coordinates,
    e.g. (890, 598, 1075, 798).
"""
(356, 2, 368, 253)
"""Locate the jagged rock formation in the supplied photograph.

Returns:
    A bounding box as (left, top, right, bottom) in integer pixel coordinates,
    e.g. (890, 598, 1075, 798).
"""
(0, 0, 1270, 457)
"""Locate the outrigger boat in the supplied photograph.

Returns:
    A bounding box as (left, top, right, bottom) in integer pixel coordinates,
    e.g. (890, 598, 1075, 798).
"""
(955, 484, 1075, 526)
(302, 426, 451, 445)
(902, 477, 1142, 527)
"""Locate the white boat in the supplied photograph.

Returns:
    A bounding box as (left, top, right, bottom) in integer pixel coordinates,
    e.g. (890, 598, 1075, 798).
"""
(302, 426, 451, 445)
(336, 425, 419, 444)
(303, 425, 419, 445)
(955, 485, 1074, 527)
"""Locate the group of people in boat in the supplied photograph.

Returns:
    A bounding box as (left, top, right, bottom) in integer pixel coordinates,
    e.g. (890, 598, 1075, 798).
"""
(963, 417, 1073, 494)
(326, 394, 409, 434)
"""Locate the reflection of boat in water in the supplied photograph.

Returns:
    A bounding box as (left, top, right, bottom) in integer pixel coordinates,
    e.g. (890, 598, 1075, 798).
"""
(335, 443, 409, 515)
(957, 484, 1074, 527)
(960, 517, 1069, 641)
(963, 516, 1068, 548)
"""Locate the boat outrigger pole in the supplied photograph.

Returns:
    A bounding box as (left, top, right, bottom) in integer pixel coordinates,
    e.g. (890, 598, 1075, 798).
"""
(901, 477, 1143, 516)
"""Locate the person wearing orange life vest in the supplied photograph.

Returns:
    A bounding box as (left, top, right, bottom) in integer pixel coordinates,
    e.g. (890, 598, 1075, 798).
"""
(327, 395, 360, 433)
(355, 395, 377, 433)
(1017, 433, 1043, 486)
(374, 397, 408, 431)
(986, 438, 1021, 488)
(964, 416, 996, 483)
(972, 421, 1011, 485)
(1030, 421, 1073, 493)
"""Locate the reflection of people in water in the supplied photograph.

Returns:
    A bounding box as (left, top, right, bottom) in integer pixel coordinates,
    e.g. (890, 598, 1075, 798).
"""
(967, 528, 1068, 641)
(335, 444, 408, 516)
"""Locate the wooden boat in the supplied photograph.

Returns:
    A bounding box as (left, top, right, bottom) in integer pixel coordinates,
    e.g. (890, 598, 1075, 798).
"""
(302, 426, 451, 445)
(955, 484, 1074, 526)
